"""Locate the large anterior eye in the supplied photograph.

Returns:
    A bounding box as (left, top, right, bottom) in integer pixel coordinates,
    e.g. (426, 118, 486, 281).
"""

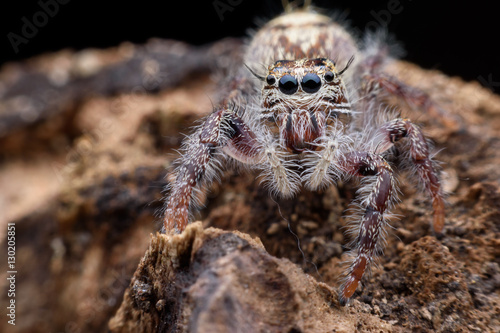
(301, 73, 321, 93)
(278, 74, 298, 95)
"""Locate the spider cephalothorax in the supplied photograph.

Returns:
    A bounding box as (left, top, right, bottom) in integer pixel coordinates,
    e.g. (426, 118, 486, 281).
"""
(261, 58, 351, 153)
(162, 6, 448, 306)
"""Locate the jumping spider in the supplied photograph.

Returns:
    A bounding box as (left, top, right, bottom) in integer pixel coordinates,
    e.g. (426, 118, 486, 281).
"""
(162, 6, 448, 305)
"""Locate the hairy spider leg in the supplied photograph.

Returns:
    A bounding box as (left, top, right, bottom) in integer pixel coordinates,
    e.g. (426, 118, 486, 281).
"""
(353, 46, 461, 131)
(362, 71, 461, 131)
(338, 117, 445, 305)
(376, 118, 445, 234)
(338, 152, 396, 306)
(163, 108, 261, 233)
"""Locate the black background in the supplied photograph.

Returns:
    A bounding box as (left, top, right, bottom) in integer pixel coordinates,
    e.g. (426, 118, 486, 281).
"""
(1, 0, 498, 93)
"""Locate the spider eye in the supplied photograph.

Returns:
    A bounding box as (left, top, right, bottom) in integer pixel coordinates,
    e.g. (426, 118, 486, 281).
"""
(278, 75, 298, 95)
(266, 75, 276, 85)
(301, 73, 321, 93)
(324, 71, 335, 82)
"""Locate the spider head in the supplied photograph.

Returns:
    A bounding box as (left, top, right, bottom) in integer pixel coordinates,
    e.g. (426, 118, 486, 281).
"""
(260, 58, 351, 153)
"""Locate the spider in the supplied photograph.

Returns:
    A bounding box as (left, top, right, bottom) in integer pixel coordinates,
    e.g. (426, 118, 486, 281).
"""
(161, 5, 448, 305)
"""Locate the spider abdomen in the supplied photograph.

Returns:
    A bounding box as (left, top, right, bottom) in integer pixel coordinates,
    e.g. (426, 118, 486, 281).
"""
(245, 10, 357, 72)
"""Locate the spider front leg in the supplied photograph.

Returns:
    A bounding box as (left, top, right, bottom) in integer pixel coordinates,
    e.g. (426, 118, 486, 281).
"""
(339, 152, 396, 306)
(163, 108, 260, 234)
(375, 118, 445, 234)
